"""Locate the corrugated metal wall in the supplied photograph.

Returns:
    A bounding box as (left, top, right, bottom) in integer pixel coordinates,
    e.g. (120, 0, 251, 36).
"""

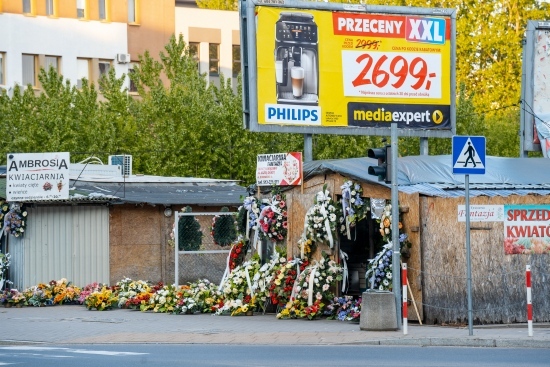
(10, 205, 109, 289)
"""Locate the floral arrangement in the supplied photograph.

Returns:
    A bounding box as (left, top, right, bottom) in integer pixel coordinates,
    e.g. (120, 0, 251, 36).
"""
(300, 299, 325, 320)
(268, 257, 309, 307)
(211, 207, 237, 247)
(84, 286, 118, 311)
(366, 242, 393, 291)
(276, 299, 301, 319)
(24, 283, 54, 306)
(298, 237, 316, 259)
(303, 185, 338, 248)
(378, 204, 403, 243)
(126, 292, 153, 311)
(116, 278, 152, 309)
(1, 203, 27, 238)
(276, 299, 325, 320)
(174, 286, 199, 314)
(338, 180, 369, 239)
(77, 282, 105, 304)
(324, 296, 362, 322)
(252, 249, 286, 310)
(293, 252, 343, 306)
(228, 237, 248, 272)
(185, 279, 221, 313)
(216, 259, 260, 315)
(148, 283, 180, 313)
(1, 289, 26, 305)
(236, 196, 260, 239)
(257, 190, 288, 244)
(51, 278, 81, 305)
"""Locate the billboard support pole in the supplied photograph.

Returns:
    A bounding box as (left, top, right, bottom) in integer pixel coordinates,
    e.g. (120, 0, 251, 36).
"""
(391, 121, 402, 330)
(304, 134, 313, 162)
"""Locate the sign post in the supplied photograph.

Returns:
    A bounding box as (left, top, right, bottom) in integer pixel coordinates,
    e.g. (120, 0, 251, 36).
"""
(452, 136, 486, 336)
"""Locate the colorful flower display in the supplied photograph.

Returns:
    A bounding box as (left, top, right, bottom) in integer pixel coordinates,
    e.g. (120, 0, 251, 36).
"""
(304, 185, 338, 248)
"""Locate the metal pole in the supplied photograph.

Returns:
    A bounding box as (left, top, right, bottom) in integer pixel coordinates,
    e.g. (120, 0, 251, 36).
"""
(391, 122, 402, 329)
(304, 134, 313, 162)
(175, 211, 179, 287)
(465, 175, 473, 335)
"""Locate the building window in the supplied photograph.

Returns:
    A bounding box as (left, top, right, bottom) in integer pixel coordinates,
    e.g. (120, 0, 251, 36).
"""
(0, 53, 5, 85)
(98, 0, 109, 21)
(209, 43, 219, 76)
(46, 0, 57, 16)
(77, 0, 87, 19)
(189, 42, 199, 70)
(98, 60, 110, 78)
(76, 58, 90, 89)
(22, 54, 37, 87)
(128, 0, 139, 24)
(128, 63, 138, 92)
(23, 0, 36, 15)
(44, 55, 59, 74)
(232, 45, 241, 78)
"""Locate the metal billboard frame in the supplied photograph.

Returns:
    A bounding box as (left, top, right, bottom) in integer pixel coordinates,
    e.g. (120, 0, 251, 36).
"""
(239, 0, 457, 138)
(520, 20, 550, 156)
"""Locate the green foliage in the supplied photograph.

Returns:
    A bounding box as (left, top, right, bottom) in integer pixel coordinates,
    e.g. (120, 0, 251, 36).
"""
(196, 0, 237, 11)
(211, 207, 237, 247)
(178, 206, 203, 251)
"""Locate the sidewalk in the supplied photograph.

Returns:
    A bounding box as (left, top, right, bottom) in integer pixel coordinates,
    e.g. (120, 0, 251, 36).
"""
(0, 305, 549, 348)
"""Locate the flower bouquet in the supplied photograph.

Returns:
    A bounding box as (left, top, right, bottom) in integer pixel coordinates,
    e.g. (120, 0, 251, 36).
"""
(338, 180, 369, 239)
(25, 283, 54, 306)
(148, 283, 180, 313)
(116, 278, 152, 309)
(51, 278, 81, 305)
(217, 259, 260, 315)
(268, 257, 309, 307)
(84, 286, 118, 311)
(186, 279, 222, 313)
(304, 185, 338, 248)
(293, 252, 343, 307)
(6, 289, 26, 307)
(236, 196, 260, 240)
(77, 282, 105, 304)
(252, 249, 287, 311)
(228, 237, 249, 272)
(325, 296, 362, 322)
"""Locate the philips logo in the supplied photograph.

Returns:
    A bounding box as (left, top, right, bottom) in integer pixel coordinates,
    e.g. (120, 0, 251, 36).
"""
(406, 17, 446, 44)
(265, 104, 321, 125)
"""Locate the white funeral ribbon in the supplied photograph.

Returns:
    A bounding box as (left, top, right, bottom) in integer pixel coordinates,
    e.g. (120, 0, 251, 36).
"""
(245, 264, 254, 294)
(339, 250, 349, 293)
(340, 181, 352, 240)
(218, 245, 234, 292)
(316, 190, 334, 249)
(289, 258, 303, 301)
(307, 262, 319, 306)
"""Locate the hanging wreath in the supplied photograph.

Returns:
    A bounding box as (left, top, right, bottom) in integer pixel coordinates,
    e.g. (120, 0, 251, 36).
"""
(211, 207, 237, 247)
(258, 189, 288, 244)
(303, 184, 338, 248)
(178, 206, 203, 251)
(338, 180, 370, 239)
(1, 202, 27, 238)
(236, 196, 260, 239)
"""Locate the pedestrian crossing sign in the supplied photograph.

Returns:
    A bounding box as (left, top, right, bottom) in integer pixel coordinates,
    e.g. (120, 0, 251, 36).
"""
(452, 136, 486, 174)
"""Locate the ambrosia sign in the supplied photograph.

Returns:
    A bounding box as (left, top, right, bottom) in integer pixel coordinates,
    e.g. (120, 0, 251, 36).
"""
(6, 152, 70, 201)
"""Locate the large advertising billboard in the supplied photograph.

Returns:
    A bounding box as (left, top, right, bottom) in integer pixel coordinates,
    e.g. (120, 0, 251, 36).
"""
(520, 20, 550, 156)
(240, 1, 456, 137)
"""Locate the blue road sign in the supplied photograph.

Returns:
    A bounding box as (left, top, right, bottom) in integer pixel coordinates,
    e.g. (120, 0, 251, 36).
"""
(452, 136, 486, 174)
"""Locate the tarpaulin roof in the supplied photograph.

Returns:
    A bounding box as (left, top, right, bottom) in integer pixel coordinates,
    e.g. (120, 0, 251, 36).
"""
(303, 155, 550, 198)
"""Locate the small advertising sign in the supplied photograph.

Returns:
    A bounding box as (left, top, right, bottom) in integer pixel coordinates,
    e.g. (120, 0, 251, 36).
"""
(457, 205, 503, 222)
(256, 152, 302, 186)
(6, 152, 70, 201)
(504, 204, 550, 255)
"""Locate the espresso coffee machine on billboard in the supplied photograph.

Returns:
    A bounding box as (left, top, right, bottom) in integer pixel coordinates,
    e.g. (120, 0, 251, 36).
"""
(274, 12, 319, 106)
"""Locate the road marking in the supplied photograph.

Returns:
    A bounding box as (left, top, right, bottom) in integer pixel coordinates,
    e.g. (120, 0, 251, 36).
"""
(0, 346, 148, 356)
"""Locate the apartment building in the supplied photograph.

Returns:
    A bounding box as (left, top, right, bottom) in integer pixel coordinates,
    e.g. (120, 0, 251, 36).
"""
(0, 0, 174, 92)
(175, 1, 240, 89)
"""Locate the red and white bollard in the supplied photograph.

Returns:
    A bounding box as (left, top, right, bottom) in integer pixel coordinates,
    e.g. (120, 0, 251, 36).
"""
(526, 265, 533, 337)
(402, 263, 408, 335)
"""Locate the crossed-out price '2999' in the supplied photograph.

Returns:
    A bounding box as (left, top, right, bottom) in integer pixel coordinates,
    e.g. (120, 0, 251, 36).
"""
(342, 51, 442, 99)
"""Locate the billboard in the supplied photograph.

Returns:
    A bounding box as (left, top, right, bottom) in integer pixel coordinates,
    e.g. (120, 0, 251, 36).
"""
(6, 152, 70, 201)
(520, 20, 550, 156)
(240, 0, 456, 137)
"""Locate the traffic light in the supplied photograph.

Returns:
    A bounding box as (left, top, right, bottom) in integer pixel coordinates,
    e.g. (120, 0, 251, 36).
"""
(367, 145, 392, 183)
